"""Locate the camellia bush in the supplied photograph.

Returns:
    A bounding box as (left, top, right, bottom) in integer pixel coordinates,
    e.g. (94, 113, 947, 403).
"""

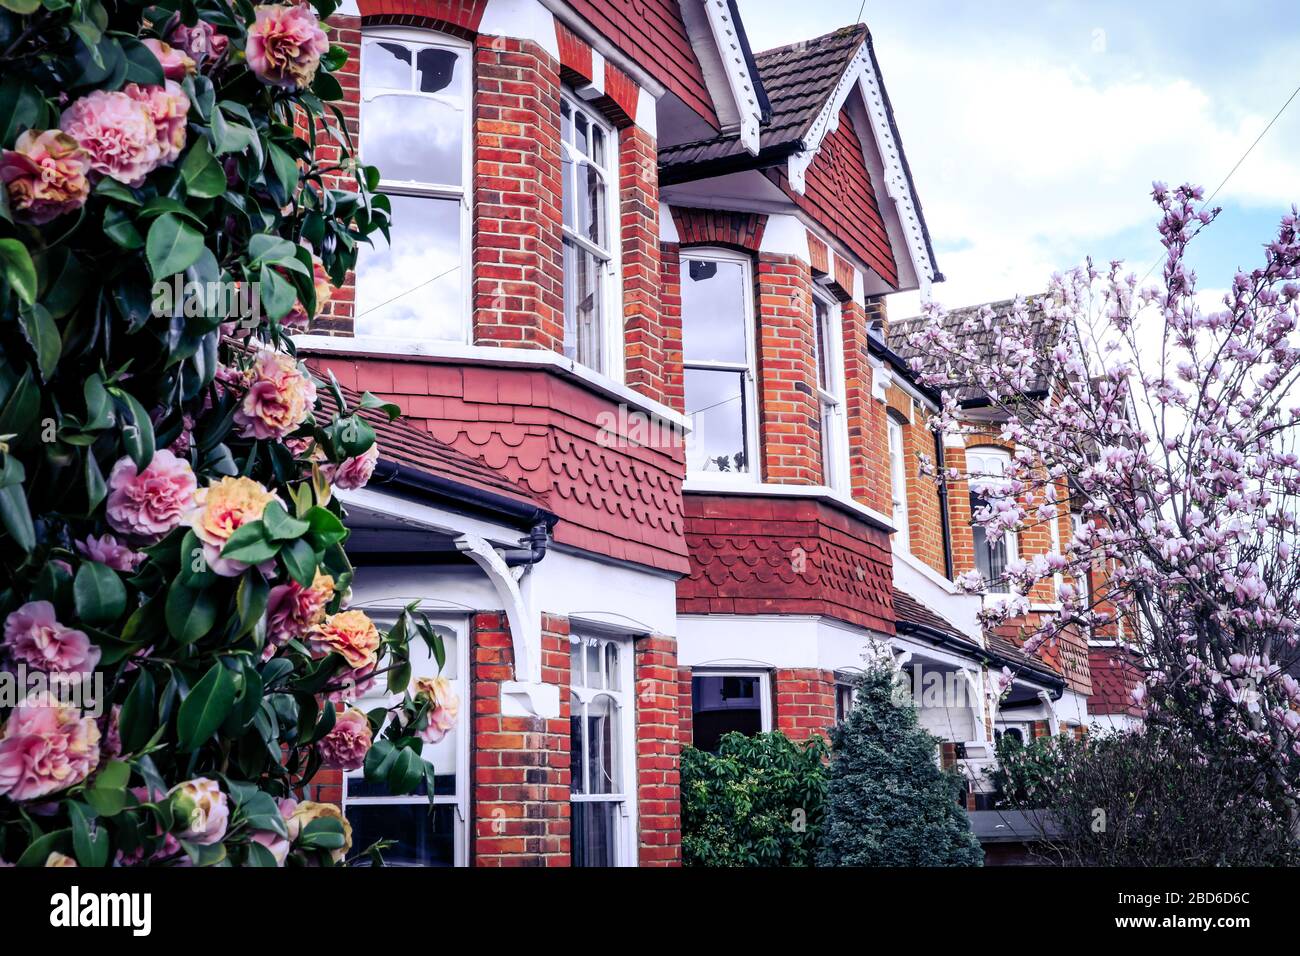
(0, 0, 457, 866)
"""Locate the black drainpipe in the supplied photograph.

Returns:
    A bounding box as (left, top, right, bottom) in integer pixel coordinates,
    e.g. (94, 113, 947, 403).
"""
(934, 428, 955, 581)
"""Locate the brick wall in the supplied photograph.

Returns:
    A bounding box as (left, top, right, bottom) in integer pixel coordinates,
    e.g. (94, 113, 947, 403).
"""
(472, 612, 571, 866)
(621, 125, 667, 400)
(773, 668, 836, 742)
(756, 253, 820, 485)
(659, 242, 684, 414)
(634, 635, 682, 865)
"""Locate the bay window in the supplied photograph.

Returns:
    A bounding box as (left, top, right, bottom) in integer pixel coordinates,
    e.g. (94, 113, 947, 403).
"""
(570, 632, 635, 867)
(967, 447, 1016, 593)
(561, 95, 618, 375)
(343, 614, 467, 866)
(813, 289, 849, 491)
(682, 250, 758, 478)
(356, 30, 469, 342)
(690, 669, 771, 752)
(887, 413, 910, 549)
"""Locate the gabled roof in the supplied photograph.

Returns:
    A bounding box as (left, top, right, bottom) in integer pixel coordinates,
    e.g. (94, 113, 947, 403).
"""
(889, 296, 1054, 406)
(659, 24, 866, 171)
(315, 380, 554, 528)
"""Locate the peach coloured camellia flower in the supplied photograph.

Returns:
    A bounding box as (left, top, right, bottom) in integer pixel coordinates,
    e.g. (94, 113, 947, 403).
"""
(234, 350, 318, 441)
(3, 601, 100, 676)
(309, 610, 381, 673)
(169, 777, 229, 846)
(246, 4, 329, 91)
(44, 852, 77, 867)
(0, 693, 101, 802)
(285, 801, 352, 864)
(59, 89, 162, 187)
(124, 80, 190, 166)
(170, 19, 230, 69)
(0, 130, 91, 225)
(141, 38, 196, 80)
(105, 448, 198, 542)
(412, 675, 460, 744)
(283, 253, 333, 330)
(317, 708, 372, 771)
(322, 443, 379, 492)
(189, 475, 279, 577)
(264, 570, 335, 660)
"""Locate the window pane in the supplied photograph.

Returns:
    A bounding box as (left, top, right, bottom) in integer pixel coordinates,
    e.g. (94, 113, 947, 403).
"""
(684, 368, 749, 474)
(362, 94, 463, 186)
(815, 299, 834, 391)
(577, 162, 606, 248)
(416, 46, 463, 96)
(570, 700, 586, 794)
(355, 194, 462, 340)
(691, 675, 763, 752)
(682, 258, 749, 364)
(362, 39, 411, 90)
(585, 642, 602, 690)
(570, 639, 585, 688)
(603, 642, 619, 688)
(572, 801, 618, 867)
(972, 494, 1009, 592)
(586, 695, 620, 795)
(346, 803, 456, 867)
(562, 240, 603, 369)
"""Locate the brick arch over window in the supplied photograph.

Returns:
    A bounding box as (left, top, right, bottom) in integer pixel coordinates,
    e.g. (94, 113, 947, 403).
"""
(356, 0, 488, 36)
(670, 207, 768, 254)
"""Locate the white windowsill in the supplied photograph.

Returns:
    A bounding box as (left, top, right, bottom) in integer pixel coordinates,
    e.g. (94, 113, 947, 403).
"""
(682, 479, 895, 532)
(893, 547, 961, 595)
(293, 335, 691, 431)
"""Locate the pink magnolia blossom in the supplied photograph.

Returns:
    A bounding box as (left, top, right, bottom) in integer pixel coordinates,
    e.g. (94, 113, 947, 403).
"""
(0, 694, 101, 802)
(246, 4, 329, 91)
(59, 89, 162, 187)
(106, 449, 198, 542)
(2, 601, 100, 675)
(0, 129, 91, 225)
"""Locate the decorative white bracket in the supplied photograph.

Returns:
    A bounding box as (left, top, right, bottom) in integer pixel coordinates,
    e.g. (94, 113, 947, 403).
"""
(456, 533, 559, 718)
(702, 0, 762, 155)
(867, 355, 891, 401)
(1037, 689, 1060, 736)
(960, 668, 991, 745)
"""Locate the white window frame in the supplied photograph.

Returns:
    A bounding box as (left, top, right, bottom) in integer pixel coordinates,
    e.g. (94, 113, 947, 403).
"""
(560, 92, 623, 380)
(357, 27, 472, 344)
(681, 247, 761, 483)
(812, 286, 850, 493)
(569, 630, 637, 867)
(887, 412, 910, 551)
(966, 446, 1018, 595)
(341, 610, 470, 867)
(690, 667, 773, 735)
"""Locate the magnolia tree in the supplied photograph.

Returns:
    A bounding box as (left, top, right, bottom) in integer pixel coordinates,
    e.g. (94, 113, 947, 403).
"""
(0, 0, 459, 866)
(910, 184, 1300, 829)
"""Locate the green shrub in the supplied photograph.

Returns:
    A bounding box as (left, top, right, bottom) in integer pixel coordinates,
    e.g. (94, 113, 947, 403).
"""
(680, 730, 828, 866)
(819, 658, 983, 866)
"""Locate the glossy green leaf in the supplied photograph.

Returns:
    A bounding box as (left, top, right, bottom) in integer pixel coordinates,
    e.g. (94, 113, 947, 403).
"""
(146, 212, 205, 280)
(176, 661, 238, 752)
(0, 238, 37, 305)
(74, 561, 127, 625)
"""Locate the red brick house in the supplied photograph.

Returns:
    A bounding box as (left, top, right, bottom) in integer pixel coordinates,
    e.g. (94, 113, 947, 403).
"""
(293, 0, 1078, 864)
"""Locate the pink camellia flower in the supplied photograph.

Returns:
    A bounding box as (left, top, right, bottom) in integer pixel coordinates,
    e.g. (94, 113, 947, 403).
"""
(285, 801, 352, 864)
(317, 708, 372, 771)
(3, 601, 100, 676)
(322, 444, 379, 492)
(170, 19, 229, 69)
(188, 475, 279, 577)
(141, 38, 196, 80)
(59, 89, 162, 187)
(0, 130, 91, 225)
(234, 350, 317, 441)
(106, 448, 198, 542)
(124, 80, 190, 166)
(0, 693, 101, 802)
(265, 570, 335, 660)
(169, 777, 229, 846)
(246, 4, 329, 91)
(76, 533, 145, 573)
(283, 253, 333, 330)
(411, 675, 460, 744)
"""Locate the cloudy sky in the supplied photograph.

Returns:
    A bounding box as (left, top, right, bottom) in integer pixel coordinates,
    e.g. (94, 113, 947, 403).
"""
(737, 0, 1300, 318)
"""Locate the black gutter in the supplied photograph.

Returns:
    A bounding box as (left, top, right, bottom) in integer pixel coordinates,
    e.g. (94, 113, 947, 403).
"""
(658, 139, 802, 187)
(894, 619, 1066, 696)
(370, 458, 558, 535)
(866, 334, 942, 406)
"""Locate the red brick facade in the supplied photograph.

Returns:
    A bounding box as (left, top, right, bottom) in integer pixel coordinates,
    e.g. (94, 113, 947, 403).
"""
(774, 668, 837, 742)
(634, 635, 683, 865)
